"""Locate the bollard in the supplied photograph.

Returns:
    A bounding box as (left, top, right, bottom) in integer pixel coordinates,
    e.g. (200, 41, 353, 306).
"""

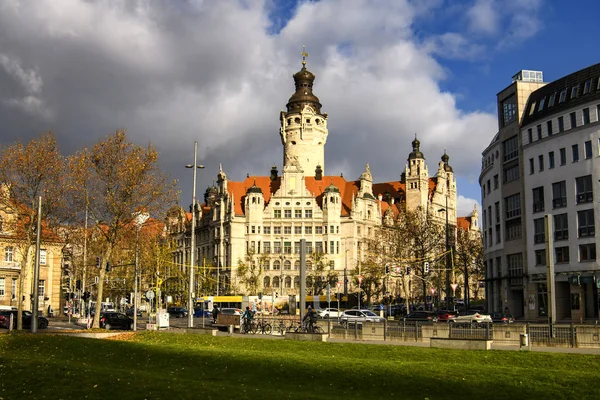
(228, 325, 234, 335)
(519, 333, 529, 350)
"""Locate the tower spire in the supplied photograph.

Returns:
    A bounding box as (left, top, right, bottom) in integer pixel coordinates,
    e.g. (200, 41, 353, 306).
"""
(301, 45, 308, 68)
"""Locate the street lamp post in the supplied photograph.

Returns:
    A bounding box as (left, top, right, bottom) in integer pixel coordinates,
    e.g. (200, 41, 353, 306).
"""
(185, 141, 205, 329)
(444, 195, 451, 311)
(133, 212, 149, 332)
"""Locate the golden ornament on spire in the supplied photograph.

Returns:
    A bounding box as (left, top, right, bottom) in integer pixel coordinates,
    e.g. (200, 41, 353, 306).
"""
(301, 45, 308, 67)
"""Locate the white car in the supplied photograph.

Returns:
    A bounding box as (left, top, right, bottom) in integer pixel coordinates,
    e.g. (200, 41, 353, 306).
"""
(340, 309, 385, 325)
(451, 310, 492, 324)
(317, 308, 341, 318)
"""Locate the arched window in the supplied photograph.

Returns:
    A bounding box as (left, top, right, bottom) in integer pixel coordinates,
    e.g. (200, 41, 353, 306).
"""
(306, 260, 313, 271)
(285, 276, 292, 288)
(262, 259, 270, 271)
(284, 260, 292, 270)
(263, 276, 271, 288)
(294, 260, 300, 270)
(293, 276, 300, 289)
(273, 276, 280, 288)
(273, 260, 281, 271)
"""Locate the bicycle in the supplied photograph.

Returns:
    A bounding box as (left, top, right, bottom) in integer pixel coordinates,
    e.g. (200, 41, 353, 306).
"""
(241, 318, 255, 334)
(275, 319, 287, 335)
(253, 319, 272, 335)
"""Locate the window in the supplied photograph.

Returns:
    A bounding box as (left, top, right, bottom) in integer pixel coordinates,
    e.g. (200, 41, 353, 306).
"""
(315, 226, 323, 235)
(585, 140, 593, 159)
(583, 79, 592, 94)
(284, 210, 291, 218)
(505, 218, 522, 240)
(577, 209, 595, 237)
(5, 246, 13, 262)
(251, 226, 256, 234)
(528, 128, 533, 143)
(535, 250, 546, 266)
(570, 112, 577, 129)
(538, 97, 546, 111)
(329, 260, 335, 270)
(571, 85, 579, 98)
(583, 108, 590, 125)
(294, 210, 302, 218)
(274, 210, 281, 219)
(264, 226, 271, 235)
(284, 242, 292, 254)
(284, 226, 291, 235)
(11, 279, 16, 300)
(294, 226, 302, 235)
(494, 175, 499, 189)
(529, 102, 536, 116)
(39, 250, 46, 265)
(552, 181, 567, 208)
(537, 124, 542, 140)
(549, 151, 555, 169)
(505, 194, 521, 219)
(315, 242, 323, 253)
(579, 244, 596, 261)
(559, 148, 566, 165)
(503, 165, 520, 183)
(548, 92, 556, 107)
(0, 278, 4, 297)
(501, 94, 518, 126)
(503, 136, 519, 162)
(529, 158, 534, 175)
(38, 280, 45, 298)
(547, 120, 553, 136)
(533, 218, 545, 244)
(554, 213, 569, 241)
(329, 241, 335, 253)
(495, 224, 501, 243)
(263, 242, 271, 254)
(576, 175, 593, 204)
(305, 226, 312, 234)
(558, 89, 567, 103)
(495, 202, 500, 223)
(507, 253, 523, 285)
(558, 116, 564, 132)
(273, 226, 281, 235)
(274, 242, 281, 254)
(572, 144, 579, 162)
(305, 209, 312, 218)
(273, 260, 281, 270)
(294, 242, 300, 254)
(555, 247, 570, 263)
(538, 155, 544, 171)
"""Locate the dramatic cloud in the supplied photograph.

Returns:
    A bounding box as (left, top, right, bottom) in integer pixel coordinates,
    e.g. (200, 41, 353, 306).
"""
(0, 0, 542, 214)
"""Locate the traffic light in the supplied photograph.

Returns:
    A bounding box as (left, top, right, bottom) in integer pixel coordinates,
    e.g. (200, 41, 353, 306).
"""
(76, 280, 82, 290)
(126, 293, 131, 303)
(258, 292, 262, 300)
(424, 262, 430, 274)
(64, 293, 70, 301)
(385, 265, 390, 274)
(105, 262, 111, 273)
(405, 266, 411, 275)
(95, 257, 100, 268)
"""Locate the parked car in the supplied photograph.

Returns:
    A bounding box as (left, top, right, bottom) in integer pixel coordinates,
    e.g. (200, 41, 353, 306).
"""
(340, 309, 385, 325)
(452, 310, 492, 324)
(490, 312, 514, 324)
(167, 306, 188, 318)
(125, 308, 143, 317)
(219, 308, 242, 316)
(99, 312, 133, 330)
(0, 310, 49, 329)
(317, 308, 342, 318)
(436, 310, 457, 322)
(193, 308, 212, 318)
(403, 311, 436, 322)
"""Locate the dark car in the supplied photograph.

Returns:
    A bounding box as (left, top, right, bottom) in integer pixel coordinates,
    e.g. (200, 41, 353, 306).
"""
(125, 308, 143, 317)
(490, 312, 514, 324)
(436, 310, 457, 322)
(0, 310, 49, 329)
(403, 311, 436, 322)
(193, 307, 211, 318)
(99, 312, 133, 330)
(167, 306, 188, 318)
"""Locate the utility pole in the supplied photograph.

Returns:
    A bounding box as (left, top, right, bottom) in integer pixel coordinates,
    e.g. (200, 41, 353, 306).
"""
(31, 197, 42, 333)
(544, 214, 557, 327)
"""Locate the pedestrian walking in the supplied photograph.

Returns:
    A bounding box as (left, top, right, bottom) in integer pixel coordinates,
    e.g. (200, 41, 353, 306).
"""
(212, 305, 220, 324)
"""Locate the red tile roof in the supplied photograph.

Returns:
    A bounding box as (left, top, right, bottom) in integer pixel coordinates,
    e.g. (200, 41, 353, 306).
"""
(457, 216, 472, 231)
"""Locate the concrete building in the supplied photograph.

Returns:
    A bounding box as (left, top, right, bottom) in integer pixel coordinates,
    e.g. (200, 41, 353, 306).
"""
(167, 57, 474, 298)
(481, 64, 600, 322)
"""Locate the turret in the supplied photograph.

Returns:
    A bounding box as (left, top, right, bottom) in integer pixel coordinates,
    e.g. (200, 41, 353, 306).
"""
(405, 135, 429, 210)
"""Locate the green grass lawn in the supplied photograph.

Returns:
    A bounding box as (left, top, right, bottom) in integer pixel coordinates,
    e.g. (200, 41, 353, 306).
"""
(1, 332, 599, 400)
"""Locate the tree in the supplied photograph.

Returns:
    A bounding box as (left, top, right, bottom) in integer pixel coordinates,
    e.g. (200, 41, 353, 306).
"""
(0, 132, 67, 329)
(454, 227, 484, 306)
(236, 249, 266, 295)
(68, 131, 178, 327)
(306, 252, 337, 296)
(351, 259, 385, 307)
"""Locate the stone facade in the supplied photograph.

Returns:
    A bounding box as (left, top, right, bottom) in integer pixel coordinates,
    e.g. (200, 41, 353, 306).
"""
(167, 59, 472, 297)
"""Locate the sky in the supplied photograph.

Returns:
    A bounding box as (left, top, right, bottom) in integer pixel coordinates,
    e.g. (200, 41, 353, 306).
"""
(1, 0, 599, 218)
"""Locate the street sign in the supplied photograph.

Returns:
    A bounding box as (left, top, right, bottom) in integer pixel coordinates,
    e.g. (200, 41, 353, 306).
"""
(395, 266, 401, 274)
(357, 275, 363, 285)
(336, 281, 342, 289)
(430, 287, 436, 295)
(145, 290, 155, 300)
(450, 284, 458, 293)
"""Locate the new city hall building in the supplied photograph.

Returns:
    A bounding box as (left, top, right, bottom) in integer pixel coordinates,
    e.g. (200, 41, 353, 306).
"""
(167, 59, 476, 299)
(481, 64, 600, 322)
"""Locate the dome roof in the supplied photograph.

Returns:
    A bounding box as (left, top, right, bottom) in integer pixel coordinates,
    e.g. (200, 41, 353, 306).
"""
(247, 182, 263, 194)
(324, 183, 340, 193)
(408, 136, 424, 160)
(286, 64, 322, 114)
(442, 152, 453, 172)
